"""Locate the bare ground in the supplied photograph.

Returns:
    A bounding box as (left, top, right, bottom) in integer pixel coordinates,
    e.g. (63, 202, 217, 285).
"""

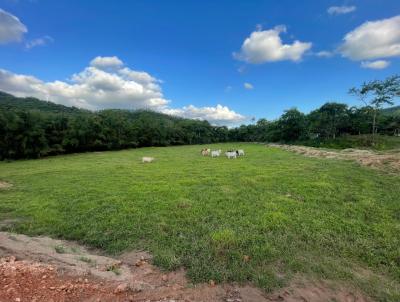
(0, 232, 371, 302)
(267, 144, 400, 173)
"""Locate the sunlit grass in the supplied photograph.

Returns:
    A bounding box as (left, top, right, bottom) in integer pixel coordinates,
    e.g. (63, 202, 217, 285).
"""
(0, 143, 399, 301)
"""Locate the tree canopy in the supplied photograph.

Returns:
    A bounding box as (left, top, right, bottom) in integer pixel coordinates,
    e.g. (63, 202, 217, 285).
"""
(1, 75, 399, 160)
(349, 75, 400, 141)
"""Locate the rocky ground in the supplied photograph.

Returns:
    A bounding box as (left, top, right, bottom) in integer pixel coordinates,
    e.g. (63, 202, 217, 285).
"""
(268, 144, 400, 173)
(0, 232, 371, 302)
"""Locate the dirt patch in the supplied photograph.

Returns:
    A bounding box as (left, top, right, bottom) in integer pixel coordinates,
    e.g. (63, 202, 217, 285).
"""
(0, 232, 135, 282)
(268, 144, 400, 173)
(265, 280, 371, 302)
(0, 256, 132, 302)
(0, 232, 371, 302)
(0, 181, 12, 190)
(0, 219, 21, 230)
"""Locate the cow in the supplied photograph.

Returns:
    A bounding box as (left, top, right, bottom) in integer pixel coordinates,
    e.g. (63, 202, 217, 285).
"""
(142, 156, 155, 163)
(211, 150, 222, 157)
(225, 151, 237, 159)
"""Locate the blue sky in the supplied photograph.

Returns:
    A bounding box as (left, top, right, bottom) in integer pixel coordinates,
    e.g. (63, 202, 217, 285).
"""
(0, 0, 399, 125)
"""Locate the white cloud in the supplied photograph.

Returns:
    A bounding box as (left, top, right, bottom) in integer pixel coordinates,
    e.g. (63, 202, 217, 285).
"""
(234, 25, 312, 64)
(0, 8, 27, 44)
(90, 56, 123, 69)
(361, 60, 390, 69)
(0, 69, 42, 95)
(0, 56, 245, 125)
(327, 6, 356, 15)
(0, 57, 168, 109)
(118, 67, 157, 85)
(162, 104, 246, 126)
(224, 85, 232, 92)
(244, 82, 254, 90)
(339, 15, 400, 61)
(316, 50, 334, 58)
(25, 35, 53, 49)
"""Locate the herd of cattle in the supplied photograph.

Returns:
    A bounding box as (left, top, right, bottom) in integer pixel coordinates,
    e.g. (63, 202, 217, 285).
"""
(200, 148, 245, 159)
(141, 148, 245, 163)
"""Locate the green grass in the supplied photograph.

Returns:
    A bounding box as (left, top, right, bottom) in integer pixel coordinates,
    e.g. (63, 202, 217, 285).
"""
(78, 256, 97, 267)
(0, 143, 399, 300)
(54, 245, 66, 254)
(299, 134, 400, 150)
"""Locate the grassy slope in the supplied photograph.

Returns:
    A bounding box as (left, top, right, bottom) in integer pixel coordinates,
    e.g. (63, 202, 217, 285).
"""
(0, 143, 399, 300)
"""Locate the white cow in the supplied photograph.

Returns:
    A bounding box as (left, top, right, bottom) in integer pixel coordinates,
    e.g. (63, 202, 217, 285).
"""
(142, 156, 155, 163)
(211, 149, 222, 157)
(225, 151, 237, 159)
(237, 149, 245, 156)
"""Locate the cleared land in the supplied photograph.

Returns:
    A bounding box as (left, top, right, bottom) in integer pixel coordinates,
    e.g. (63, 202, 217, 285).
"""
(268, 144, 400, 173)
(1, 143, 400, 301)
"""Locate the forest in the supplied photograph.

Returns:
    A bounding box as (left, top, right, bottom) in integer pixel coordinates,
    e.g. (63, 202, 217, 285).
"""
(1, 75, 399, 160)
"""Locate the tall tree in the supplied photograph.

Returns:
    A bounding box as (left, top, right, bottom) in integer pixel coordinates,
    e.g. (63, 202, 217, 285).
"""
(349, 75, 400, 143)
(308, 102, 349, 139)
(277, 108, 307, 142)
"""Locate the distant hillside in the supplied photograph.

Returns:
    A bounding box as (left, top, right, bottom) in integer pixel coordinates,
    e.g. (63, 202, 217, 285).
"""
(0, 91, 224, 160)
(1, 90, 398, 160)
(0, 91, 215, 126)
(382, 106, 400, 116)
(0, 91, 88, 114)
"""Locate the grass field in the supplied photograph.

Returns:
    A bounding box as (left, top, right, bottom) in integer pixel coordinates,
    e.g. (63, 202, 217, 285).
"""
(1, 143, 400, 300)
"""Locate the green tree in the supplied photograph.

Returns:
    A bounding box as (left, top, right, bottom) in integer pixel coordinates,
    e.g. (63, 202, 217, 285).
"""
(308, 102, 349, 139)
(349, 75, 400, 142)
(277, 108, 307, 142)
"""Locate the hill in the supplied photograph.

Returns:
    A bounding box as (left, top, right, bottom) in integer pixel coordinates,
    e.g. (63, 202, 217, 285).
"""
(382, 105, 400, 116)
(1, 90, 399, 159)
(0, 91, 88, 115)
(0, 91, 225, 159)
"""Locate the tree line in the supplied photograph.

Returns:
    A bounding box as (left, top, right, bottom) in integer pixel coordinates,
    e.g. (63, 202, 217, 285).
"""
(0, 75, 399, 160)
(0, 101, 231, 159)
(230, 75, 400, 146)
(230, 103, 399, 143)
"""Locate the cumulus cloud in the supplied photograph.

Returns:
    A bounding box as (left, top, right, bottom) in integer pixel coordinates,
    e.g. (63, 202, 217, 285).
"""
(162, 104, 246, 126)
(0, 56, 245, 125)
(361, 60, 390, 69)
(339, 15, 400, 61)
(0, 58, 168, 109)
(25, 35, 53, 49)
(327, 6, 356, 15)
(244, 82, 254, 90)
(316, 50, 334, 58)
(233, 25, 312, 64)
(0, 8, 27, 44)
(90, 56, 123, 69)
(0, 69, 42, 95)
